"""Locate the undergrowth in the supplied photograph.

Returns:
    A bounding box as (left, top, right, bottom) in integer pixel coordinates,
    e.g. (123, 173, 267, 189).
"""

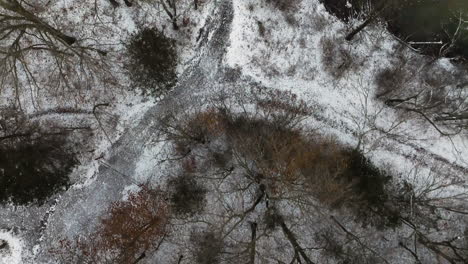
(125, 27, 177, 98)
(0, 136, 76, 205)
(160, 88, 401, 228)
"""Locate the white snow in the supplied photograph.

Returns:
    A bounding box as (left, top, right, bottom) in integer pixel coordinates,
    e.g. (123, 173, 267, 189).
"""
(0, 231, 23, 264)
(121, 184, 141, 201)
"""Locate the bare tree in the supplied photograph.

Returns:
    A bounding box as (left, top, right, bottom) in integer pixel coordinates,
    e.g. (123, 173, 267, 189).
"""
(154, 88, 468, 264)
(383, 71, 468, 134)
(0, 0, 109, 108)
(50, 185, 169, 264)
(345, 1, 388, 41)
(343, 0, 416, 41)
(125, 0, 181, 29)
(160, 0, 179, 30)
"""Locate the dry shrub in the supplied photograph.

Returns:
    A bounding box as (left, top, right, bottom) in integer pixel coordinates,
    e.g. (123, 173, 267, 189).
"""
(374, 66, 406, 98)
(342, 150, 400, 228)
(0, 108, 27, 133)
(320, 36, 353, 79)
(224, 117, 310, 184)
(210, 148, 232, 169)
(311, 14, 329, 32)
(0, 240, 9, 258)
(161, 89, 397, 227)
(178, 109, 225, 153)
(223, 67, 242, 83)
(423, 66, 454, 89)
(99, 186, 168, 260)
(161, 87, 312, 151)
(225, 116, 392, 221)
(257, 20, 266, 38)
(264, 207, 283, 230)
(182, 156, 198, 173)
(315, 228, 346, 260)
(161, 108, 224, 151)
(315, 228, 384, 263)
(51, 185, 169, 263)
(250, 86, 312, 128)
(301, 143, 398, 228)
(188, 109, 227, 137)
(298, 139, 358, 208)
(284, 14, 298, 26)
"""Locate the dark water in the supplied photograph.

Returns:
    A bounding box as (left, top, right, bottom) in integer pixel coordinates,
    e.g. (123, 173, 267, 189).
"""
(322, 0, 468, 59)
(387, 0, 468, 57)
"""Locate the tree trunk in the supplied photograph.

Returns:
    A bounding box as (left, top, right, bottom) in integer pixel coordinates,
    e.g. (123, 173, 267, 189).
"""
(0, 1, 76, 45)
(48, 28, 76, 45)
(249, 222, 257, 264)
(108, 0, 120, 7)
(172, 20, 179, 30)
(123, 0, 133, 7)
(131, 252, 146, 264)
(194, 0, 198, 10)
(345, 3, 387, 41)
(280, 220, 315, 264)
(345, 16, 376, 41)
(161, 0, 179, 30)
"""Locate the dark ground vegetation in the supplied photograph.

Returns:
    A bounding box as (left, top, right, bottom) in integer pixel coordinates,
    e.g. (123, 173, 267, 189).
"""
(0, 135, 76, 205)
(126, 27, 178, 98)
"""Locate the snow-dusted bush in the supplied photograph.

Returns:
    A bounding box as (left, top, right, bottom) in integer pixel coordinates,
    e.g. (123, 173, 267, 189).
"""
(210, 148, 232, 169)
(264, 207, 282, 230)
(256, 20, 266, 38)
(320, 36, 354, 79)
(158, 107, 229, 162)
(374, 66, 406, 98)
(342, 149, 400, 228)
(169, 170, 207, 216)
(315, 227, 384, 263)
(311, 13, 329, 32)
(191, 230, 223, 264)
(265, 0, 300, 13)
(126, 27, 177, 98)
(0, 135, 75, 205)
(374, 57, 468, 132)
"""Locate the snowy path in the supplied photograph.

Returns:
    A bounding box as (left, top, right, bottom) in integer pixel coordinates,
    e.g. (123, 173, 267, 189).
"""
(28, 0, 238, 262)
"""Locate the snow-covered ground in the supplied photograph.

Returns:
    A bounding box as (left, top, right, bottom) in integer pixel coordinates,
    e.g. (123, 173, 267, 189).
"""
(0, 0, 467, 263)
(0, 230, 23, 264)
